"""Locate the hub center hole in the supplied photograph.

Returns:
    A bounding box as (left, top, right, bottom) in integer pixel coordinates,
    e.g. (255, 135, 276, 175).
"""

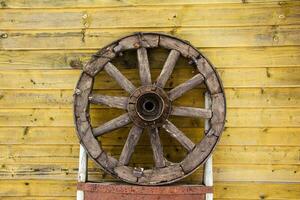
(143, 100, 155, 112)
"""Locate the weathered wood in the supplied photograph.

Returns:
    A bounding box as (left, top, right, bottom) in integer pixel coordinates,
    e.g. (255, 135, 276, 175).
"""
(1, 47, 299, 70)
(2, 26, 300, 50)
(159, 35, 199, 58)
(114, 166, 138, 182)
(171, 106, 212, 119)
(156, 50, 180, 88)
(118, 125, 144, 166)
(73, 33, 225, 185)
(1, 67, 300, 90)
(83, 44, 116, 77)
(181, 135, 218, 173)
(137, 47, 152, 85)
(196, 58, 222, 94)
(163, 120, 195, 152)
(211, 93, 226, 124)
(1, 87, 299, 109)
(113, 34, 159, 53)
(2, 4, 300, 29)
(104, 62, 136, 93)
(80, 127, 102, 159)
(168, 73, 204, 101)
(3, 0, 299, 8)
(148, 128, 166, 168)
(138, 164, 185, 184)
(92, 113, 131, 137)
(96, 151, 118, 174)
(89, 94, 128, 109)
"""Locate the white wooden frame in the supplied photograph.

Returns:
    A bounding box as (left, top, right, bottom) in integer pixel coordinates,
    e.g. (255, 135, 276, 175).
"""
(76, 93, 213, 200)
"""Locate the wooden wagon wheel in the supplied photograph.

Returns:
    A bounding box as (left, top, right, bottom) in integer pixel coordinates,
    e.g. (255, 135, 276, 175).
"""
(74, 32, 226, 185)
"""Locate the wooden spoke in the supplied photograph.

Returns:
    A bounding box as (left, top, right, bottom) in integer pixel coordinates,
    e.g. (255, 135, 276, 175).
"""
(163, 120, 195, 152)
(148, 128, 165, 168)
(118, 125, 144, 166)
(168, 73, 204, 101)
(104, 62, 136, 94)
(156, 50, 180, 88)
(89, 94, 128, 109)
(93, 113, 131, 137)
(137, 47, 152, 85)
(171, 106, 212, 119)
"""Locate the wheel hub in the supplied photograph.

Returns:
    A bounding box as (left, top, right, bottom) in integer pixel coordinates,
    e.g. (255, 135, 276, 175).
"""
(128, 85, 171, 128)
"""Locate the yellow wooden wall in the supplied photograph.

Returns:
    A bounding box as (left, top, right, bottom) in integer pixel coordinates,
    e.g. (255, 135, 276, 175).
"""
(0, 0, 300, 199)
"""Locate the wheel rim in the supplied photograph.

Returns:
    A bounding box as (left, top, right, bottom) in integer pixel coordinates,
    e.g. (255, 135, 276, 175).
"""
(74, 32, 226, 185)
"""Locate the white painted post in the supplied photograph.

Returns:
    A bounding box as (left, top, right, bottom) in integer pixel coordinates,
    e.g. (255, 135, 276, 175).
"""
(77, 144, 88, 200)
(204, 92, 213, 200)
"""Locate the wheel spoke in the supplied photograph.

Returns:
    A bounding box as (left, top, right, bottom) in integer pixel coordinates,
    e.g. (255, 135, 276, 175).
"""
(148, 128, 165, 168)
(156, 50, 180, 88)
(171, 106, 212, 119)
(168, 73, 204, 101)
(118, 125, 144, 166)
(93, 113, 131, 137)
(89, 94, 128, 109)
(104, 62, 136, 94)
(163, 120, 195, 152)
(137, 47, 152, 85)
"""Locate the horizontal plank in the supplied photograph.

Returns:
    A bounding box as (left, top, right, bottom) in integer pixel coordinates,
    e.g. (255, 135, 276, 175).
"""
(1, 4, 299, 29)
(0, 144, 299, 165)
(1, 0, 296, 8)
(0, 198, 74, 200)
(0, 180, 76, 197)
(0, 180, 299, 199)
(0, 163, 299, 182)
(0, 47, 300, 70)
(214, 182, 300, 199)
(0, 87, 299, 108)
(0, 68, 299, 89)
(0, 26, 299, 50)
(0, 108, 298, 127)
(0, 127, 299, 146)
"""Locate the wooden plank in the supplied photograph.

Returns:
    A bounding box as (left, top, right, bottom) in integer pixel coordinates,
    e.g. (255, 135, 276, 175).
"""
(0, 162, 299, 182)
(0, 88, 299, 109)
(0, 197, 74, 200)
(0, 180, 76, 197)
(3, 143, 300, 165)
(214, 182, 300, 199)
(0, 127, 299, 146)
(0, 47, 299, 70)
(0, 67, 298, 90)
(1, 4, 299, 29)
(0, 180, 299, 199)
(0, 26, 299, 50)
(0, 108, 298, 127)
(1, 0, 297, 8)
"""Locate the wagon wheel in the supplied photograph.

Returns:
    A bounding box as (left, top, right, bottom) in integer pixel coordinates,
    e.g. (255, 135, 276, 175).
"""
(74, 33, 226, 185)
